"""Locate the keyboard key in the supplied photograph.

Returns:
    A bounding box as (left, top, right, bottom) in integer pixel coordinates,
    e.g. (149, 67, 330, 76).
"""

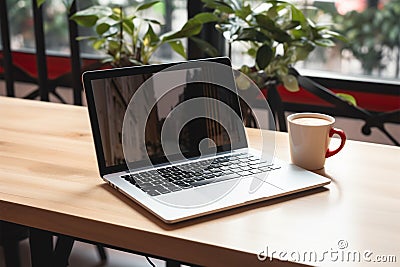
(240, 166, 251, 171)
(257, 162, 273, 168)
(143, 189, 161, 196)
(153, 186, 171, 194)
(152, 180, 164, 185)
(249, 169, 262, 174)
(137, 182, 153, 189)
(173, 181, 192, 188)
(204, 174, 215, 179)
(163, 184, 182, 192)
(192, 173, 240, 186)
(259, 167, 272, 172)
(240, 171, 252, 176)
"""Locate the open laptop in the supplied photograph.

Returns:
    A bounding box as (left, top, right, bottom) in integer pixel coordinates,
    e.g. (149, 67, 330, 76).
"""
(83, 57, 330, 223)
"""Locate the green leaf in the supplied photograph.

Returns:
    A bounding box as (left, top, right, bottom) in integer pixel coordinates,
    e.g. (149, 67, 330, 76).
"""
(235, 4, 252, 20)
(72, 6, 112, 18)
(190, 36, 219, 57)
(71, 6, 113, 27)
(193, 13, 219, 24)
(71, 15, 98, 27)
(163, 18, 202, 41)
(293, 42, 315, 60)
(336, 93, 357, 106)
(93, 39, 106, 50)
(136, 1, 160, 11)
(107, 39, 120, 52)
(236, 28, 271, 43)
(282, 74, 299, 92)
(101, 57, 114, 64)
(168, 40, 186, 58)
(266, 29, 292, 43)
(143, 24, 160, 46)
(112, 6, 122, 16)
(123, 19, 135, 35)
(290, 5, 306, 24)
(235, 73, 251, 90)
(95, 17, 117, 35)
(255, 14, 276, 31)
(96, 23, 110, 35)
(255, 14, 292, 42)
(323, 30, 347, 42)
(283, 20, 301, 30)
(143, 19, 162, 25)
(128, 58, 143, 65)
(256, 44, 273, 69)
(236, 28, 257, 41)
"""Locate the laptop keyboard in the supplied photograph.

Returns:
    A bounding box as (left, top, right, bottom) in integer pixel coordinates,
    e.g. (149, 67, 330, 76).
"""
(120, 153, 280, 196)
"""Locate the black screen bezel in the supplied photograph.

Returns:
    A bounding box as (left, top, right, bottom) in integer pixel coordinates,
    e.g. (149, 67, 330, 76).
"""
(83, 57, 247, 176)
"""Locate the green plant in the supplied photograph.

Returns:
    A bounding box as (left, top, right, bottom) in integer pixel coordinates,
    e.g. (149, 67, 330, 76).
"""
(200, 0, 345, 91)
(70, 1, 209, 66)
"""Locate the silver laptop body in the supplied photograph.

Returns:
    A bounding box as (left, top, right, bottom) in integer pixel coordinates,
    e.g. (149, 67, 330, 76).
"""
(83, 57, 330, 223)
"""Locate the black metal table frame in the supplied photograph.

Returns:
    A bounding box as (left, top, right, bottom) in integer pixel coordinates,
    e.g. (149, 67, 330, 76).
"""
(28, 226, 198, 267)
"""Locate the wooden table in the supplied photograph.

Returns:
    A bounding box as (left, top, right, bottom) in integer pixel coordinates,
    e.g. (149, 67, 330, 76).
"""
(0, 96, 399, 266)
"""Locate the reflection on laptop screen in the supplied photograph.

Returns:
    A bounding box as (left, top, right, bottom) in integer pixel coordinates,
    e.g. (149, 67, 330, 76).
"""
(90, 65, 246, 169)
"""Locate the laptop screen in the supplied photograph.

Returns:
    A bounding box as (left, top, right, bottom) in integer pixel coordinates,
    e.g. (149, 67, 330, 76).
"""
(84, 58, 247, 175)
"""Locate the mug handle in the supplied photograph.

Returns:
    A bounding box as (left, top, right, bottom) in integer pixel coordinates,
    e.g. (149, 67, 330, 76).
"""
(325, 128, 346, 158)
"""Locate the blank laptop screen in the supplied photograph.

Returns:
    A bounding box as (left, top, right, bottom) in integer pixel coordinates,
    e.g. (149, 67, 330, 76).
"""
(86, 59, 247, 172)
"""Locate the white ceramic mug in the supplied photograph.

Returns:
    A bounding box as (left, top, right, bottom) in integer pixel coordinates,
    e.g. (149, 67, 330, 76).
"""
(287, 113, 346, 170)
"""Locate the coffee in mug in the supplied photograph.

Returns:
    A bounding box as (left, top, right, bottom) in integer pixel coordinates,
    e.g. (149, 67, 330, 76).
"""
(287, 113, 346, 170)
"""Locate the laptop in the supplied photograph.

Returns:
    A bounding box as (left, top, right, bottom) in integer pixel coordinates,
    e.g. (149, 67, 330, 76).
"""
(83, 57, 330, 223)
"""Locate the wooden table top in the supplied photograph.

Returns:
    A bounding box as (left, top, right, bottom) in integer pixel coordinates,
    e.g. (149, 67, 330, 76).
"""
(0, 96, 399, 266)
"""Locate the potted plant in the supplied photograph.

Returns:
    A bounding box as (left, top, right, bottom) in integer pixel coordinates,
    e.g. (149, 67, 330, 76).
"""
(70, 0, 215, 67)
(194, 0, 347, 129)
(199, 0, 344, 89)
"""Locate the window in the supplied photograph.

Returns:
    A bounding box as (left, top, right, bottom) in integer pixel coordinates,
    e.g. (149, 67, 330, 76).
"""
(229, 0, 400, 80)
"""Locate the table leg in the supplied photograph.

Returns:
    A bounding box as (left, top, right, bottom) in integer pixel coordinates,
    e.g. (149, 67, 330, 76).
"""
(96, 244, 108, 262)
(53, 235, 75, 267)
(3, 238, 21, 267)
(29, 228, 53, 267)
